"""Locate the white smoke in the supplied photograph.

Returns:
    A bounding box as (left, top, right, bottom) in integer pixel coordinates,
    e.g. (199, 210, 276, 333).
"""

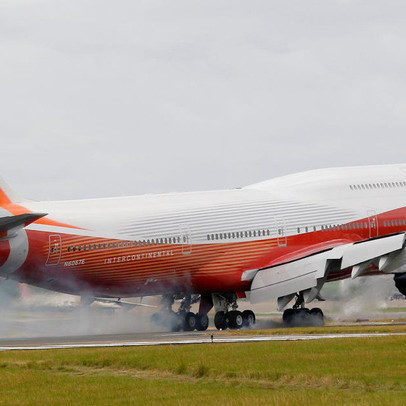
(330, 274, 398, 321)
(0, 282, 160, 339)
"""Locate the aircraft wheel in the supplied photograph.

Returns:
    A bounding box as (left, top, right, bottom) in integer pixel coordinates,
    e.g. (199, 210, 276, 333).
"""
(167, 312, 182, 332)
(282, 308, 295, 325)
(310, 308, 324, 326)
(242, 310, 256, 328)
(214, 311, 227, 330)
(184, 312, 197, 331)
(227, 310, 243, 329)
(297, 308, 310, 319)
(196, 314, 209, 331)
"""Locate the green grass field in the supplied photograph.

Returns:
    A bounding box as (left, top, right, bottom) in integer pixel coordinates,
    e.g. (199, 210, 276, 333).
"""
(1, 332, 406, 405)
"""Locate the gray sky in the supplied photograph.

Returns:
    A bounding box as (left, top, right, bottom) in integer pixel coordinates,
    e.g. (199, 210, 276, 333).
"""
(1, 1, 406, 200)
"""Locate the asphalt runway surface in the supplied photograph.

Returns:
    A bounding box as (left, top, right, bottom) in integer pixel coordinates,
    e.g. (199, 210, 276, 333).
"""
(1, 298, 405, 351)
(1, 328, 406, 351)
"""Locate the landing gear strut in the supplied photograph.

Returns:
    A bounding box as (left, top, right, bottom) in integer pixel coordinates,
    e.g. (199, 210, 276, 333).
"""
(150, 294, 210, 332)
(212, 294, 256, 330)
(282, 292, 324, 327)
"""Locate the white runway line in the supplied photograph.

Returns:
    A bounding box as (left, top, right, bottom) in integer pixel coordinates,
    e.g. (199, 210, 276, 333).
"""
(1, 332, 405, 351)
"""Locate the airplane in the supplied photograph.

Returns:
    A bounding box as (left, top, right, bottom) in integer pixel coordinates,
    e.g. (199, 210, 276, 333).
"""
(1, 163, 406, 332)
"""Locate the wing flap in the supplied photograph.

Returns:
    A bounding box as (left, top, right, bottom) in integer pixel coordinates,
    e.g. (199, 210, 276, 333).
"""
(341, 233, 405, 269)
(249, 233, 406, 306)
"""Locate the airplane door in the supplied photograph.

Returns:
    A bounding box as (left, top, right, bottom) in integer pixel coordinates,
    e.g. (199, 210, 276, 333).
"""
(367, 210, 378, 238)
(179, 225, 192, 255)
(276, 218, 287, 247)
(46, 235, 62, 266)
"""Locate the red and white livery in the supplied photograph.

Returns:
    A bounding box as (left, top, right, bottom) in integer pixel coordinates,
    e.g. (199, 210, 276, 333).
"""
(1, 164, 406, 330)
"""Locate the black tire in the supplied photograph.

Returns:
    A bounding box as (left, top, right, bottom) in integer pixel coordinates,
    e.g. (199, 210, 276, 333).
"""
(298, 308, 310, 319)
(282, 308, 295, 325)
(227, 310, 243, 329)
(214, 311, 227, 330)
(242, 310, 256, 328)
(166, 312, 182, 332)
(196, 314, 209, 331)
(184, 312, 197, 331)
(310, 308, 324, 326)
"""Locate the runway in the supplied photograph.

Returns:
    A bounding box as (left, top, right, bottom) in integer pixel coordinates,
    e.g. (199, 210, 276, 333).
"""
(1, 297, 405, 351)
(1, 329, 406, 351)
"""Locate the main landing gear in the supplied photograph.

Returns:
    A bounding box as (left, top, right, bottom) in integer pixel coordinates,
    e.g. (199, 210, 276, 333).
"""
(282, 292, 324, 327)
(150, 294, 210, 332)
(212, 293, 256, 330)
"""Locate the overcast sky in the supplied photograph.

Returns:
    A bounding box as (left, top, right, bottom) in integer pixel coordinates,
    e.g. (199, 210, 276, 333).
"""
(1, 1, 406, 200)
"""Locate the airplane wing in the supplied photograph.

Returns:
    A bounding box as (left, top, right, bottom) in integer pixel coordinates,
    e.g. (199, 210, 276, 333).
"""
(0, 213, 47, 237)
(247, 233, 406, 310)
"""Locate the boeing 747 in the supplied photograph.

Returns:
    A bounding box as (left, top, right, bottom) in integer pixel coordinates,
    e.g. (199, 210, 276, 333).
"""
(1, 164, 406, 330)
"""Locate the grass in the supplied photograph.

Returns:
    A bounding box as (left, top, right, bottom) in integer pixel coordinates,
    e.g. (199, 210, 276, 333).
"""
(1, 334, 406, 405)
(211, 322, 406, 336)
(382, 307, 406, 313)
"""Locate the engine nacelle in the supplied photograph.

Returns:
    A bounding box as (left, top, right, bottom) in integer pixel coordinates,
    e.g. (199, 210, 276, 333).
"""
(394, 273, 406, 296)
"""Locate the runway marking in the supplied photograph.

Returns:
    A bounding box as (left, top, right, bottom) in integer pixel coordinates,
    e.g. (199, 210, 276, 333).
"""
(1, 332, 406, 351)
